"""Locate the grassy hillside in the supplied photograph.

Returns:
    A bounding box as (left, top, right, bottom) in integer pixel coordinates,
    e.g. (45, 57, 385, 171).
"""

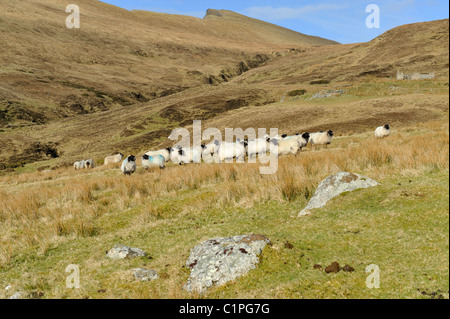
(0, 119, 448, 298)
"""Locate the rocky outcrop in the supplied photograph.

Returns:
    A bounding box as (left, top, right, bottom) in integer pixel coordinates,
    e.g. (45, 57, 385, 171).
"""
(298, 172, 379, 216)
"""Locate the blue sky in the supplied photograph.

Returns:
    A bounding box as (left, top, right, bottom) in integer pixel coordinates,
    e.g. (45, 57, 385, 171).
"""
(100, 0, 449, 43)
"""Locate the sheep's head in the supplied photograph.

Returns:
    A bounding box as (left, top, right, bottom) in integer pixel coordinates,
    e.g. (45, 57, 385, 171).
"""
(281, 134, 287, 138)
(142, 154, 149, 160)
(384, 124, 390, 130)
(302, 132, 310, 141)
(128, 155, 136, 162)
(327, 130, 334, 136)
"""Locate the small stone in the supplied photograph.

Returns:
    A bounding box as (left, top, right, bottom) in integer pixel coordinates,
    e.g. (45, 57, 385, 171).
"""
(284, 242, 294, 249)
(133, 268, 159, 282)
(5, 285, 12, 291)
(106, 244, 147, 260)
(325, 262, 341, 273)
(313, 264, 323, 271)
(9, 292, 22, 299)
(343, 265, 355, 272)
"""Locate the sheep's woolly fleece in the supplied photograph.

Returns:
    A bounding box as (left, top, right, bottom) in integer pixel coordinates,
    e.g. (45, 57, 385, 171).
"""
(298, 172, 379, 216)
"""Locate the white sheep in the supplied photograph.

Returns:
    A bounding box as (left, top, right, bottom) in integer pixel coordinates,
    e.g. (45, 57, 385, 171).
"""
(375, 124, 390, 138)
(281, 132, 310, 150)
(272, 138, 300, 156)
(73, 161, 83, 170)
(145, 148, 171, 162)
(121, 155, 137, 175)
(246, 138, 270, 158)
(217, 141, 246, 162)
(201, 140, 220, 163)
(309, 130, 334, 146)
(169, 146, 182, 164)
(142, 154, 165, 169)
(179, 147, 202, 164)
(84, 159, 95, 169)
(104, 153, 124, 165)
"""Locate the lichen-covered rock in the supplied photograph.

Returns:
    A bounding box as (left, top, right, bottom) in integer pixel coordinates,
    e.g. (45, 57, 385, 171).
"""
(298, 172, 379, 216)
(133, 268, 159, 282)
(106, 244, 147, 260)
(184, 234, 271, 293)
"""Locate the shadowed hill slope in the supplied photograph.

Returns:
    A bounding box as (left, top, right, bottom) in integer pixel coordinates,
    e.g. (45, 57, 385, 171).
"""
(0, 1, 448, 170)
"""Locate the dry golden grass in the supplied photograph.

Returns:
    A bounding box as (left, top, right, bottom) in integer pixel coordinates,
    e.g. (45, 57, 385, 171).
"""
(1, 120, 448, 266)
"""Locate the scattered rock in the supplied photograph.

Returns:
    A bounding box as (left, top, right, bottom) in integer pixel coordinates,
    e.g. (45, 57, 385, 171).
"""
(106, 244, 147, 260)
(343, 265, 355, 272)
(5, 285, 12, 291)
(284, 242, 294, 249)
(97, 289, 106, 293)
(184, 234, 271, 293)
(9, 292, 22, 299)
(299, 172, 379, 216)
(313, 264, 323, 271)
(325, 262, 341, 273)
(133, 268, 159, 282)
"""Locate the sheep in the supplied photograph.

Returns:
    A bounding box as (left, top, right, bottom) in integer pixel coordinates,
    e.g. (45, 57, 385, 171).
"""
(309, 130, 333, 147)
(217, 141, 246, 162)
(281, 132, 310, 151)
(121, 155, 136, 175)
(272, 138, 300, 156)
(169, 146, 182, 164)
(73, 161, 84, 170)
(104, 153, 124, 165)
(84, 159, 95, 169)
(179, 147, 202, 164)
(375, 124, 390, 138)
(142, 154, 165, 169)
(246, 138, 270, 158)
(145, 148, 171, 162)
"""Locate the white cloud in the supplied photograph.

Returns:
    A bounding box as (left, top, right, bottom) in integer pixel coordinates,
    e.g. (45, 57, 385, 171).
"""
(242, 3, 346, 21)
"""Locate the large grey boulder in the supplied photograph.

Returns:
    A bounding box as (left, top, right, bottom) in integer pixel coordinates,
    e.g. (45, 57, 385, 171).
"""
(106, 244, 147, 260)
(184, 234, 271, 293)
(298, 172, 379, 217)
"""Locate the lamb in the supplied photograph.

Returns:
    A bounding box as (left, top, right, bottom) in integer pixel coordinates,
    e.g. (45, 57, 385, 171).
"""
(141, 154, 165, 169)
(104, 153, 124, 165)
(145, 148, 171, 162)
(309, 130, 333, 146)
(201, 140, 220, 161)
(375, 124, 390, 138)
(121, 155, 137, 175)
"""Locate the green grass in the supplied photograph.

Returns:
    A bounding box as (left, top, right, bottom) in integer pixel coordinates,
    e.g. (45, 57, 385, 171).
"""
(1, 167, 448, 299)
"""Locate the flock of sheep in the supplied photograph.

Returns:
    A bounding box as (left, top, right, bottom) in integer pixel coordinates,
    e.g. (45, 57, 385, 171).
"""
(73, 124, 391, 175)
